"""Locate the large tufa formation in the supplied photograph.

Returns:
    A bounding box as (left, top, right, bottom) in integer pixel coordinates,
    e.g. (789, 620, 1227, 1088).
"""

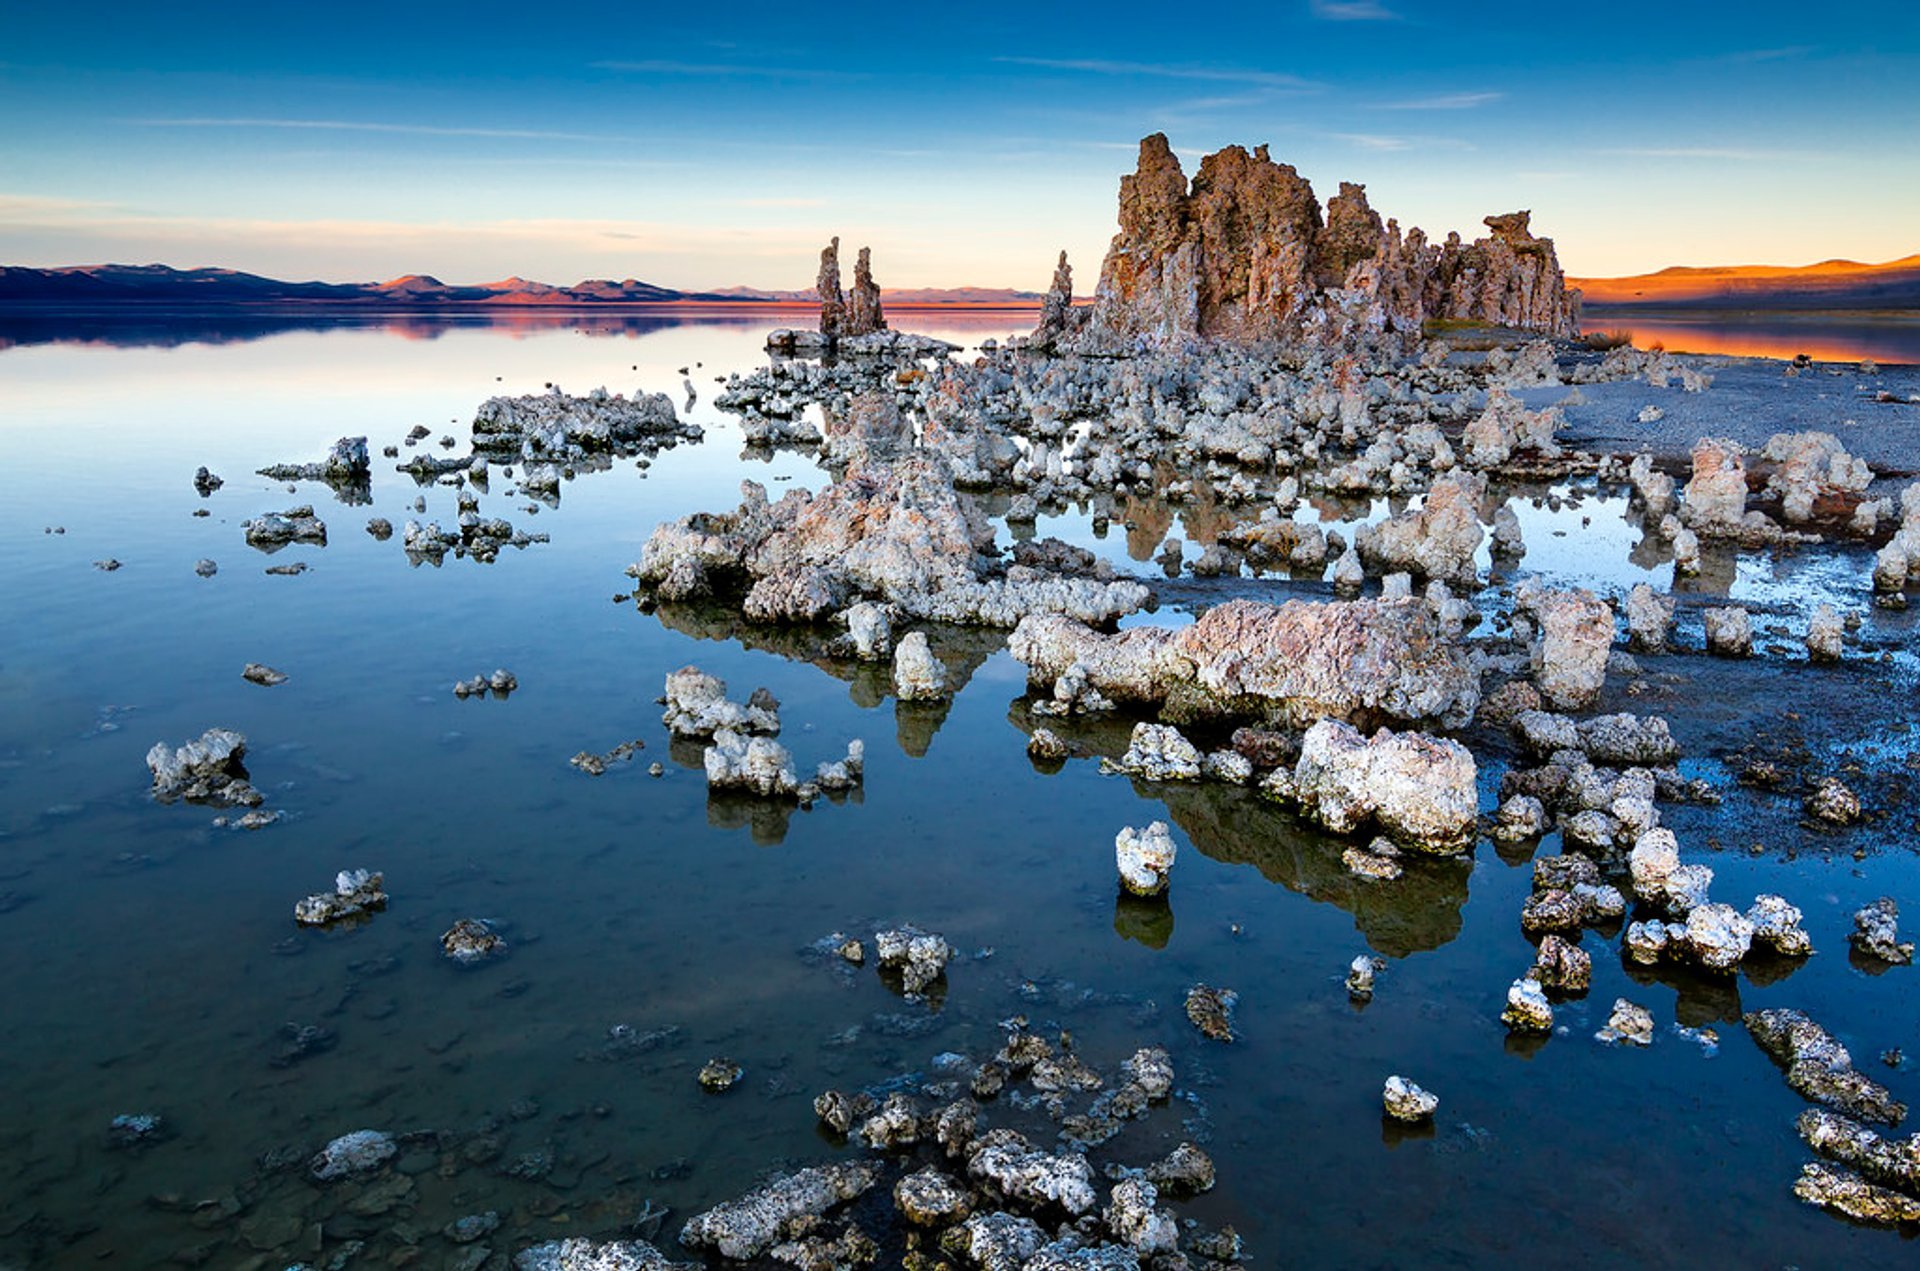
(1070, 133, 1580, 348)
(816, 237, 887, 339)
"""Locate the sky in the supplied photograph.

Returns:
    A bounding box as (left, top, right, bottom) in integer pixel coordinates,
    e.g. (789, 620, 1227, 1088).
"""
(1, 1, 1916, 290)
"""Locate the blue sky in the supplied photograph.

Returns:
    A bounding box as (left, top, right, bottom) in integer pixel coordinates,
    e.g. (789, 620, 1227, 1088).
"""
(1, 1, 1915, 288)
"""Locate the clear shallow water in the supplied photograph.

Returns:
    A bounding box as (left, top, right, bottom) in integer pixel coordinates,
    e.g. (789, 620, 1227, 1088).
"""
(2, 312, 1918, 1267)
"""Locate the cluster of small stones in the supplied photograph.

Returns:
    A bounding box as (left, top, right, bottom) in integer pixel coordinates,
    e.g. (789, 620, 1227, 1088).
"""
(661, 1025, 1240, 1269)
(662, 667, 864, 806)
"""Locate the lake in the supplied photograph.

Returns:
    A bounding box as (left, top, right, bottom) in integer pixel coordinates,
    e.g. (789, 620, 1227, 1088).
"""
(1, 308, 1915, 1268)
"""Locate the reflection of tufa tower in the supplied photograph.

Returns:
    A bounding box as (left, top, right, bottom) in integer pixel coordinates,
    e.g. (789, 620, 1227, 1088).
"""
(815, 238, 887, 338)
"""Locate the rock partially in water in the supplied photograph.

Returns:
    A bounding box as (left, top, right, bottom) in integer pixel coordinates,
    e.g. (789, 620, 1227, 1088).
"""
(698, 1058, 743, 1093)
(571, 739, 645, 776)
(1012, 596, 1480, 731)
(1793, 1161, 1920, 1226)
(663, 666, 780, 738)
(1342, 838, 1403, 882)
(1747, 894, 1814, 957)
(1596, 999, 1654, 1047)
(967, 1132, 1098, 1215)
(1103, 723, 1203, 782)
(147, 728, 261, 808)
(894, 1167, 971, 1226)
(243, 504, 327, 548)
(1806, 603, 1845, 662)
(1354, 471, 1484, 585)
(1103, 1178, 1177, 1255)
(1382, 1076, 1438, 1122)
(193, 465, 223, 496)
(1114, 821, 1176, 897)
(1796, 1107, 1920, 1197)
(472, 386, 697, 463)
(1746, 1007, 1908, 1126)
(294, 869, 387, 926)
(892, 631, 948, 701)
(1703, 606, 1752, 657)
(1681, 437, 1750, 534)
(1184, 985, 1237, 1042)
(875, 925, 952, 995)
(1522, 586, 1613, 711)
(1849, 897, 1913, 964)
(241, 663, 287, 687)
(258, 436, 371, 489)
(107, 1112, 166, 1149)
(679, 1162, 879, 1260)
(515, 1237, 693, 1270)
(442, 918, 504, 964)
(954, 1211, 1048, 1268)
(1626, 583, 1674, 652)
(1290, 718, 1477, 854)
(1529, 933, 1591, 994)
(310, 1128, 396, 1181)
(703, 730, 799, 798)
(1347, 955, 1383, 1000)
(1805, 777, 1861, 826)
(1501, 977, 1553, 1034)
(1761, 431, 1872, 525)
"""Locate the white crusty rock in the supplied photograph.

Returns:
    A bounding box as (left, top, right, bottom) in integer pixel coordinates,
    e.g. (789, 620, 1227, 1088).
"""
(1103, 1179, 1178, 1255)
(1681, 437, 1750, 533)
(1806, 776, 1861, 825)
(1596, 999, 1655, 1046)
(1501, 977, 1554, 1033)
(703, 730, 799, 797)
(894, 1168, 971, 1227)
(244, 504, 327, 547)
(1115, 821, 1177, 897)
(1105, 723, 1203, 782)
(967, 1134, 1098, 1215)
(1762, 431, 1872, 524)
(678, 1163, 878, 1260)
(514, 1238, 691, 1270)
(1747, 894, 1813, 957)
(1011, 597, 1480, 731)
(1683, 903, 1756, 973)
(841, 601, 894, 660)
(1291, 719, 1478, 853)
(1849, 897, 1914, 964)
(663, 667, 779, 738)
(147, 728, 261, 807)
(294, 869, 388, 926)
(1382, 1076, 1438, 1122)
(892, 631, 948, 701)
(1806, 603, 1844, 662)
(1523, 586, 1614, 710)
(875, 925, 952, 994)
(1354, 471, 1485, 584)
(1703, 606, 1752, 657)
(472, 386, 695, 461)
(1626, 583, 1674, 652)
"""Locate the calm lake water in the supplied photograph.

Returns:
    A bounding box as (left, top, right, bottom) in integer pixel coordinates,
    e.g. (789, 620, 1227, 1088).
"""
(2, 309, 1916, 1267)
(1580, 310, 1920, 365)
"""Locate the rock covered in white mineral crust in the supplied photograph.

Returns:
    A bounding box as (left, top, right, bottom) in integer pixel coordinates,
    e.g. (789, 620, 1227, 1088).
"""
(471, 386, 693, 460)
(1114, 821, 1177, 896)
(894, 1167, 971, 1226)
(1703, 606, 1752, 656)
(874, 925, 952, 994)
(677, 1161, 878, 1260)
(1625, 583, 1674, 651)
(1382, 1075, 1439, 1121)
(1746, 894, 1813, 956)
(1595, 999, 1655, 1046)
(841, 601, 894, 660)
(1501, 977, 1554, 1033)
(146, 728, 261, 807)
(966, 1133, 1098, 1215)
(892, 631, 948, 701)
(1793, 1161, 1920, 1225)
(243, 504, 328, 547)
(1011, 596, 1480, 731)
(1806, 776, 1861, 825)
(1681, 437, 1750, 533)
(662, 666, 780, 738)
(513, 1238, 693, 1270)
(1106, 723, 1204, 782)
(1849, 897, 1914, 964)
(1806, 603, 1845, 662)
(1762, 431, 1872, 524)
(1354, 471, 1485, 584)
(1745, 1007, 1908, 1125)
(702, 729, 798, 797)
(1522, 585, 1613, 710)
(294, 869, 388, 926)
(1103, 1178, 1178, 1255)
(1291, 718, 1478, 853)
(442, 917, 504, 963)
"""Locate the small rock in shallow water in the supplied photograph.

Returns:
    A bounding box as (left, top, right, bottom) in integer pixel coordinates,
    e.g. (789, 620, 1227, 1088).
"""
(1382, 1076, 1438, 1122)
(1596, 999, 1654, 1046)
(147, 728, 261, 808)
(107, 1113, 166, 1149)
(893, 1167, 971, 1226)
(93, 558, 121, 571)
(194, 558, 217, 576)
(1027, 727, 1069, 763)
(442, 918, 504, 963)
(1341, 838, 1403, 881)
(294, 869, 387, 926)
(698, 1057, 743, 1092)
(1501, 978, 1553, 1034)
(1848, 897, 1913, 964)
(241, 663, 287, 687)
(1185, 984, 1237, 1042)
(1346, 954, 1383, 1000)
(1793, 1161, 1920, 1225)
(678, 1161, 879, 1260)
(1805, 777, 1861, 825)
(874, 925, 951, 994)
(1114, 821, 1176, 896)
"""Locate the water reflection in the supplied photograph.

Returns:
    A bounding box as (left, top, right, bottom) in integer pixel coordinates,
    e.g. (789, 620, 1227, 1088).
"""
(1580, 312, 1920, 365)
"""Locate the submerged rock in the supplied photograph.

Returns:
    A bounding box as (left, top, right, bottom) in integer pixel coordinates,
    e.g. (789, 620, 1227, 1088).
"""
(310, 1129, 396, 1181)
(1596, 999, 1655, 1047)
(698, 1058, 743, 1093)
(243, 504, 327, 548)
(515, 1238, 692, 1270)
(1185, 985, 1237, 1042)
(241, 663, 287, 687)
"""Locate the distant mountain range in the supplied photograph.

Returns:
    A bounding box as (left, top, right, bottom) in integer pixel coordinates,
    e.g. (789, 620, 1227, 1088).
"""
(0, 263, 1045, 308)
(1574, 254, 1920, 310)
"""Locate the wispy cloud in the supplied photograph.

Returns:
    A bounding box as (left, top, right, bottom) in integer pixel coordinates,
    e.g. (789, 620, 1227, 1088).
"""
(721, 197, 827, 208)
(591, 59, 857, 79)
(993, 56, 1317, 90)
(1373, 91, 1504, 110)
(0, 193, 110, 214)
(1309, 0, 1399, 20)
(130, 117, 609, 141)
(1324, 132, 1415, 151)
(1720, 45, 1818, 63)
